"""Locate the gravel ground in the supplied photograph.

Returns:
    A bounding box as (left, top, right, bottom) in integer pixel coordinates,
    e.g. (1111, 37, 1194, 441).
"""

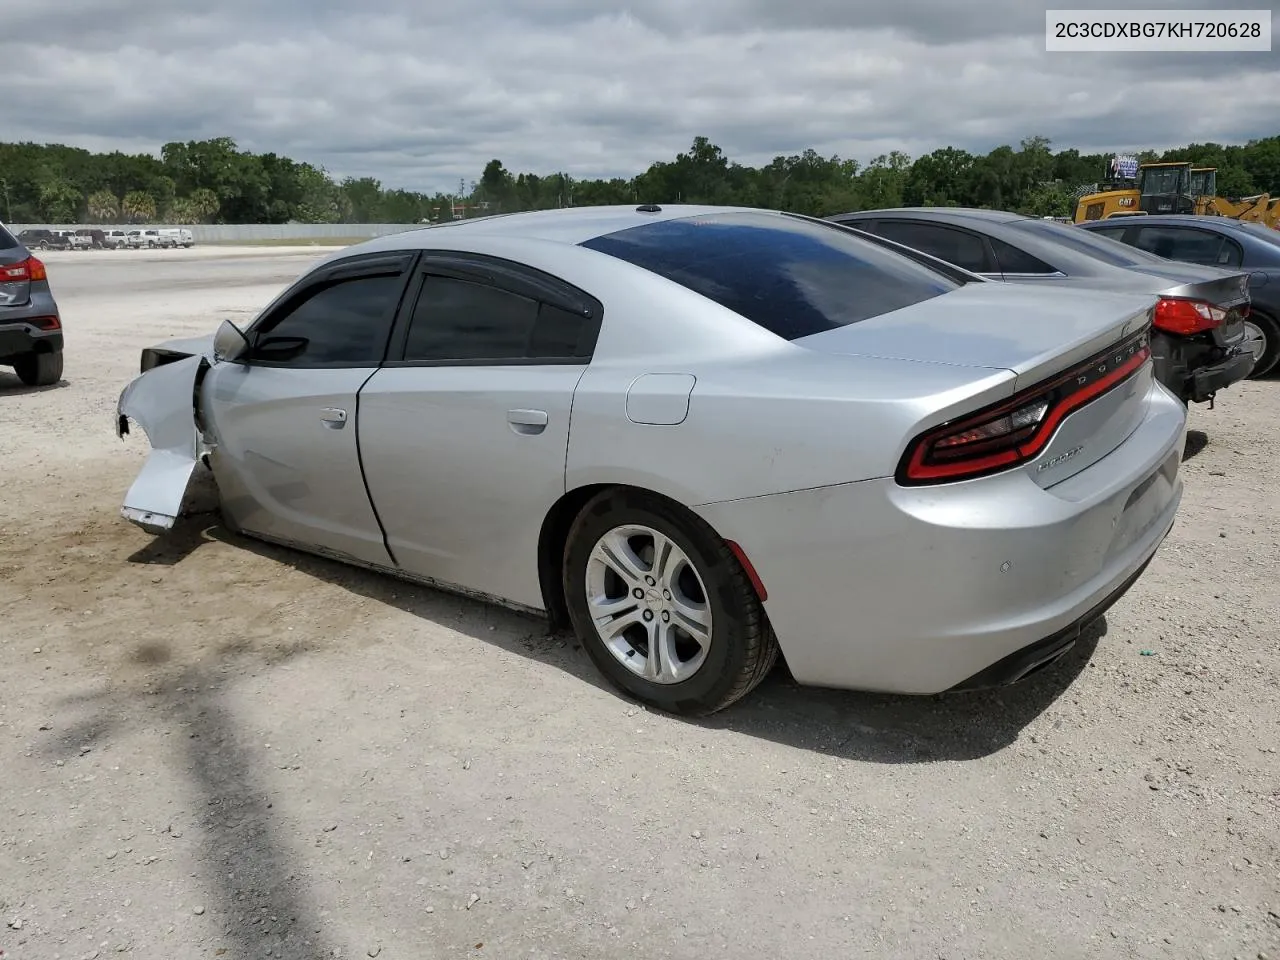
(1, 248, 1277, 960)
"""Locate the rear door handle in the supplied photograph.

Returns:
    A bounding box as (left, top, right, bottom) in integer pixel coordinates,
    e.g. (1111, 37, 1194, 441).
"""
(507, 408, 548, 435)
(320, 407, 347, 428)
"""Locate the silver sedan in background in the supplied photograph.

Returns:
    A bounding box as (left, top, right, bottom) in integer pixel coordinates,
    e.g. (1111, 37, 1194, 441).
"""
(116, 205, 1187, 714)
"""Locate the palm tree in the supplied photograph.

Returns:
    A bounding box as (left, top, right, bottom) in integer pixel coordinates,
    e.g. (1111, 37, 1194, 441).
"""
(121, 191, 157, 224)
(87, 189, 120, 223)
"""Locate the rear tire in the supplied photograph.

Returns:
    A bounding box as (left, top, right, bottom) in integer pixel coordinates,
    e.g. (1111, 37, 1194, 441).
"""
(13, 352, 63, 387)
(1244, 312, 1279, 379)
(562, 488, 778, 716)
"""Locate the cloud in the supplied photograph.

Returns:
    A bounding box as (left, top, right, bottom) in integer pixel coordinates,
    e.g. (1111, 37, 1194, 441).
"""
(2, 0, 1277, 193)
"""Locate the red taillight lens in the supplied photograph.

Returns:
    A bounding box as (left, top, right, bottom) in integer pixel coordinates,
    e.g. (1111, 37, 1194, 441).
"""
(1153, 297, 1224, 335)
(898, 329, 1152, 486)
(0, 256, 47, 282)
(27, 316, 61, 330)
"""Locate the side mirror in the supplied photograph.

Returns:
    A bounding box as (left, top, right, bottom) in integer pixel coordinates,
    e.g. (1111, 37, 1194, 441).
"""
(212, 319, 250, 363)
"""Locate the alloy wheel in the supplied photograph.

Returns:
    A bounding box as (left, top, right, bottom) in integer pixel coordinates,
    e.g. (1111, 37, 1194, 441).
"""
(584, 524, 713, 684)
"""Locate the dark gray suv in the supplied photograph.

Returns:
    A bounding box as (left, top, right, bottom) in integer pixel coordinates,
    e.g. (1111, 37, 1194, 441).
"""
(1, 223, 64, 387)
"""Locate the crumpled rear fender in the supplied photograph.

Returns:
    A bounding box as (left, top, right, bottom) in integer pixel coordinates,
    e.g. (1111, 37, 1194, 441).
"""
(116, 354, 211, 534)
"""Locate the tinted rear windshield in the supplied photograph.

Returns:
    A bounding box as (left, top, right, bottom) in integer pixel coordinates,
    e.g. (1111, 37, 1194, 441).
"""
(580, 211, 959, 340)
(0, 224, 17, 249)
(1012, 218, 1170, 268)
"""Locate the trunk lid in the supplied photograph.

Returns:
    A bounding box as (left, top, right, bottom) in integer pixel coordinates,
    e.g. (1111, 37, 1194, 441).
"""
(1126, 265, 1251, 348)
(797, 282, 1161, 487)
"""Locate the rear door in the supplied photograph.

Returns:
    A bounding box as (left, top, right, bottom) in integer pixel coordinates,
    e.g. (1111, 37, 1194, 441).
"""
(1129, 224, 1244, 269)
(201, 252, 416, 566)
(357, 254, 601, 609)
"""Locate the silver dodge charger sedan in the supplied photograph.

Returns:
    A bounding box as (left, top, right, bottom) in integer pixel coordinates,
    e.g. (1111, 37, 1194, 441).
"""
(116, 205, 1187, 715)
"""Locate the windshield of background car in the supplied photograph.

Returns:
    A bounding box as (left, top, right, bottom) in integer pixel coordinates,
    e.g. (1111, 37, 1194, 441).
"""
(579, 212, 959, 340)
(1012, 218, 1173, 268)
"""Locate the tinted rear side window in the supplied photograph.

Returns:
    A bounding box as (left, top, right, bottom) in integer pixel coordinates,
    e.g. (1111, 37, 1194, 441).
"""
(864, 220, 990, 273)
(987, 236, 1058, 274)
(580, 212, 958, 340)
(0, 224, 16, 248)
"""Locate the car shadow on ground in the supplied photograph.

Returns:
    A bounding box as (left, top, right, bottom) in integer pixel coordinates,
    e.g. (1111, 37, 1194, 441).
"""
(0, 370, 69, 395)
(1183, 429, 1209, 462)
(30, 508, 1105, 957)
(137, 512, 1101, 767)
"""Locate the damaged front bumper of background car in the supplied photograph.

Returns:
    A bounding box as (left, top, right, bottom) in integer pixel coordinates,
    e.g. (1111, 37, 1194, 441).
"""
(115, 338, 214, 534)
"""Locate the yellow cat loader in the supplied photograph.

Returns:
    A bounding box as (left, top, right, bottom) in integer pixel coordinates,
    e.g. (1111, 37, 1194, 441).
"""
(1190, 167, 1280, 228)
(1075, 160, 1280, 228)
(1074, 161, 1195, 222)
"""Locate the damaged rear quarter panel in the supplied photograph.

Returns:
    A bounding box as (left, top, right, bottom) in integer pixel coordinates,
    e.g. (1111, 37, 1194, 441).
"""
(116, 354, 211, 534)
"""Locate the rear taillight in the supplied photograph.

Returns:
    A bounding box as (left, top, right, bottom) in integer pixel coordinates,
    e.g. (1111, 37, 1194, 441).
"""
(898, 329, 1152, 486)
(26, 316, 61, 330)
(0, 255, 47, 282)
(1153, 297, 1224, 335)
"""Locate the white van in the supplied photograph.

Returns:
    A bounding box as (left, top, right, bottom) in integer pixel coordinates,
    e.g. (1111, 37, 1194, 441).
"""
(157, 228, 194, 248)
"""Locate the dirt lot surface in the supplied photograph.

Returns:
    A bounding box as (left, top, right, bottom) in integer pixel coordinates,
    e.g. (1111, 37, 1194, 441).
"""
(2, 247, 1278, 960)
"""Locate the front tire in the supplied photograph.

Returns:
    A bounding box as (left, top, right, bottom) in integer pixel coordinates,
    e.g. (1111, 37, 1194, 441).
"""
(1244, 312, 1279, 379)
(12, 352, 63, 387)
(562, 488, 778, 716)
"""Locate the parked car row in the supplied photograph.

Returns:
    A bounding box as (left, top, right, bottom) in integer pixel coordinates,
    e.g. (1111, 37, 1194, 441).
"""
(828, 207, 1261, 405)
(112, 203, 1204, 717)
(15, 227, 195, 250)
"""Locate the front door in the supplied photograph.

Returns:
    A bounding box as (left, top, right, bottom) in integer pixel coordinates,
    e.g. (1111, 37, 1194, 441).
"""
(203, 258, 413, 567)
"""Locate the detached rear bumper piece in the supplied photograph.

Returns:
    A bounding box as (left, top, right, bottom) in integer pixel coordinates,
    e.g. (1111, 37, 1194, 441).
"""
(1186, 348, 1255, 404)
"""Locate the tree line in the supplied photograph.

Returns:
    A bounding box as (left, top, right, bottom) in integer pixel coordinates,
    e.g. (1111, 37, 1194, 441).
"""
(3, 133, 1279, 226)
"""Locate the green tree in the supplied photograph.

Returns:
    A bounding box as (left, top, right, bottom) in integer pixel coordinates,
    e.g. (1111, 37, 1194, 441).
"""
(122, 190, 157, 223)
(86, 189, 120, 222)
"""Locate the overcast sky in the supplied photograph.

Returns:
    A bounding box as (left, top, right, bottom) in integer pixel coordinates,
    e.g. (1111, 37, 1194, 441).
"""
(3, 0, 1278, 193)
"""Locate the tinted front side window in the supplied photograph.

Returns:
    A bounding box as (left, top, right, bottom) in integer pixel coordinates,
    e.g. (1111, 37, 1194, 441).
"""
(580, 212, 957, 340)
(257, 274, 402, 365)
(869, 221, 989, 273)
(404, 276, 597, 362)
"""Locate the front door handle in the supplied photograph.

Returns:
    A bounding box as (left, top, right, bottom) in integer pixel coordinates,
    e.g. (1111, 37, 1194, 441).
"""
(507, 408, 548, 435)
(320, 407, 347, 428)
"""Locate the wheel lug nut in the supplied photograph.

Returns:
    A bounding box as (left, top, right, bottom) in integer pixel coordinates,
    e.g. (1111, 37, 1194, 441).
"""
(644, 575, 656, 586)
(643, 610, 654, 621)
(661, 611, 670, 622)
(633, 588, 644, 599)
(662, 589, 671, 600)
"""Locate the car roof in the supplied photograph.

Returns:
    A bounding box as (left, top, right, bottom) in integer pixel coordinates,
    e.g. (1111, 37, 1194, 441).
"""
(833, 207, 1033, 225)
(1080, 214, 1267, 234)
(349, 204, 764, 252)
